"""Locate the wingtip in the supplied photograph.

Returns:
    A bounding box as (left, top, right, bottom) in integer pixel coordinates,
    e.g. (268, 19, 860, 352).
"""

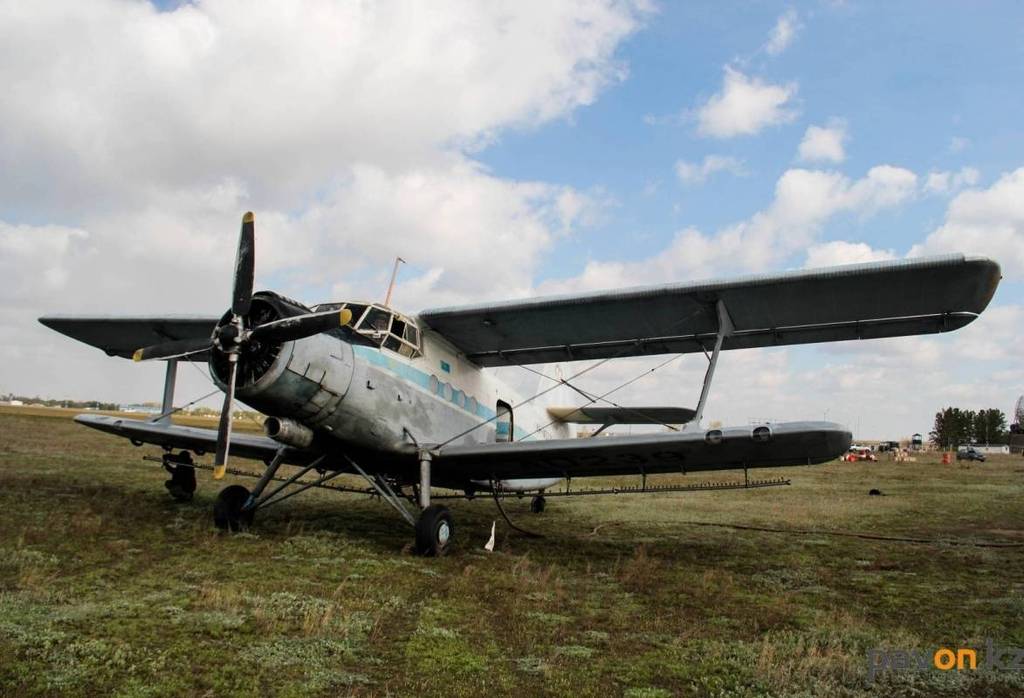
(242, 211, 255, 224)
(132, 349, 144, 362)
(213, 464, 226, 480)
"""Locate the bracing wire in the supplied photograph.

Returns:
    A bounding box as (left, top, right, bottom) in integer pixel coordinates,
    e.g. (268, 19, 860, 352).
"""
(433, 303, 712, 448)
(518, 351, 687, 441)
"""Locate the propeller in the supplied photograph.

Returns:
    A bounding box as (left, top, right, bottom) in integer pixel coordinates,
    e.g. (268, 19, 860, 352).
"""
(133, 338, 212, 363)
(211, 213, 254, 480)
(130, 212, 351, 480)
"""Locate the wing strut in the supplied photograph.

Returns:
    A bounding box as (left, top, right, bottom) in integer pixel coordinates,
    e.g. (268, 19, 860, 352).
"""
(689, 299, 734, 430)
(149, 359, 179, 426)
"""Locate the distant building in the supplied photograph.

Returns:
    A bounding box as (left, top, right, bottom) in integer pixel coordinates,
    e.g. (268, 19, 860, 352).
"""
(0, 399, 23, 406)
(961, 444, 1011, 455)
(119, 404, 162, 415)
(911, 433, 923, 451)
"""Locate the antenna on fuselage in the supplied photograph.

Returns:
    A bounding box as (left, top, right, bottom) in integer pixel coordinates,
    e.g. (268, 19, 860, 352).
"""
(383, 256, 405, 308)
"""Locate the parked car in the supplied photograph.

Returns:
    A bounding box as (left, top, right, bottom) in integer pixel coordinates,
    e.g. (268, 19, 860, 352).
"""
(956, 447, 986, 462)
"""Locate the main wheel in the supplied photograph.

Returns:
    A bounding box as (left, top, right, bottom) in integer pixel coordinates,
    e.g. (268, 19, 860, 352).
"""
(415, 504, 453, 556)
(213, 485, 254, 531)
(530, 495, 546, 514)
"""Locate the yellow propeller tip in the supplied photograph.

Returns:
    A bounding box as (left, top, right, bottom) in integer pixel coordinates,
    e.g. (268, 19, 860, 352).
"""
(340, 309, 352, 326)
(132, 349, 144, 362)
(242, 211, 254, 223)
(213, 464, 226, 480)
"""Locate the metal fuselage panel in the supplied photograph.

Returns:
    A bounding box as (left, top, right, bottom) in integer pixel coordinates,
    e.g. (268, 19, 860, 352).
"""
(215, 323, 569, 489)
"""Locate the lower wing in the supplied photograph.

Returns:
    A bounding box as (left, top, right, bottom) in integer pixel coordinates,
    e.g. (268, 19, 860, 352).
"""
(74, 414, 314, 464)
(75, 414, 850, 486)
(434, 422, 851, 480)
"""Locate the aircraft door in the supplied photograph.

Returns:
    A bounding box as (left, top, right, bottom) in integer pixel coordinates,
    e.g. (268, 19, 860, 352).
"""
(496, 401, 513, 443)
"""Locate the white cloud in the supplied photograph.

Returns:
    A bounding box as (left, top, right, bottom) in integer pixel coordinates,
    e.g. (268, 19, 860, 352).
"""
(765, 10, 802, 55)
(0, 222, 91, 302)
(0, 0, 646, 402)
(540, 165, 917, 293)
(945, 305, 1024, 362)
(910, 167, 1024, 279)
(695, 67, 799, 138)
(0, 0, 646, 214)
(923, 166, 980, 196)
(674, 155, 748, 185)
(804, 241, 896, 268)
(949, 136, 970, 153)
(797, 118, 848, 163)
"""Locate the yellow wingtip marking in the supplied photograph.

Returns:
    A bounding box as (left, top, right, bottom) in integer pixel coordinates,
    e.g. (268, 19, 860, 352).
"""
(132, 349, 144, 362)
(213, 464, 226, 480)
(243, 211, 254, 223)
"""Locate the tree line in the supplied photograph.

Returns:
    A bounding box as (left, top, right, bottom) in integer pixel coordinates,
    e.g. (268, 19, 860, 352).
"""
(930, 407, 1008, 449)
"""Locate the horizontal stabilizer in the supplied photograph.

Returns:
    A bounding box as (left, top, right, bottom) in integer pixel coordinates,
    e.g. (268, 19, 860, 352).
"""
(547, 406, 695, 425)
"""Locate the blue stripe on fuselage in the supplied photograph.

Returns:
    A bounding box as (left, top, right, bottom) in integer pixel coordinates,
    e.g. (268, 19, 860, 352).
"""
(352, 345, 533, 440)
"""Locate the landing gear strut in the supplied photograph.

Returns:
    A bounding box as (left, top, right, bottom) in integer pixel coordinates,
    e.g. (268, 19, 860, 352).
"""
(163, 451, 197, 502)
(412, 451, 453, 555)
(530, 495, 546, 514)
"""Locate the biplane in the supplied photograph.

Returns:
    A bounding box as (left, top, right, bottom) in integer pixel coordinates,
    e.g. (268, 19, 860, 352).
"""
(40, 213, 1001, 554)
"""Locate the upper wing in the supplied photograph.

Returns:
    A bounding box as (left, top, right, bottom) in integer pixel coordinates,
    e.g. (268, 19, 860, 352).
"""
(546, 406, 696, 425)
(39, 315, 219, 360)
(419, 254, 1001, 366)
(74, 414, 315, 464)
(433, 421, 851, 480)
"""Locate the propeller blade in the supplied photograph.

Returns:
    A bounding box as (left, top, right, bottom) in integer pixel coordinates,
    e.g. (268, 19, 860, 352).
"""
(249, 308, 352, 344)
(213, 359, 238, 480)
(132, 338, 212, 362)
(232, 212, 256, 316)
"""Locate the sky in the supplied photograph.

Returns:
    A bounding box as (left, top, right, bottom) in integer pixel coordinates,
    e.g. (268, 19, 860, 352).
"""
(1, 0, 1021, 440)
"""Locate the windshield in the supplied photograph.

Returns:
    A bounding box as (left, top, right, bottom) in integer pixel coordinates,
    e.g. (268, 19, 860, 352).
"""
(312, 301, 421, 358)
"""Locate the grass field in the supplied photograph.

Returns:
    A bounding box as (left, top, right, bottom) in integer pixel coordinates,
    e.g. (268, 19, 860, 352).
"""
(1, 406, 1022, 697)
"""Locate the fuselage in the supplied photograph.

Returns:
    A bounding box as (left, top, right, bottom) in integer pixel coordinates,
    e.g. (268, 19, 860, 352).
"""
(209, 293, 570, 489)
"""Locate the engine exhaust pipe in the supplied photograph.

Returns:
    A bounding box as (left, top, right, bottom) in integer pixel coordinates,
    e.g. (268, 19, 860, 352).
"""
(264, 416, 315, 448)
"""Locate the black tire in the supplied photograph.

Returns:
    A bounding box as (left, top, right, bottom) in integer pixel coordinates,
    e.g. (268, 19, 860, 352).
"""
(530, 495, 546, 514)
(415, 504, 453, 556)
(213, 485, 254, 531)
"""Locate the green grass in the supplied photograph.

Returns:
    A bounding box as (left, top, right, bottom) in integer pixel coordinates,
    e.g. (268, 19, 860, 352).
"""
(1, 407, 1022, 697)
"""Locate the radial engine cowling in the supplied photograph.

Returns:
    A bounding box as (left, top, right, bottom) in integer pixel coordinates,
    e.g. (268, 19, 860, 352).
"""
(209, 291, 311, 390)
(264, 417, 315, 448)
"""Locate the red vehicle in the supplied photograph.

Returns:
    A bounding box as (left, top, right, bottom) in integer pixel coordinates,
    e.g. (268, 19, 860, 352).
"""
(846, 446, 878, 462)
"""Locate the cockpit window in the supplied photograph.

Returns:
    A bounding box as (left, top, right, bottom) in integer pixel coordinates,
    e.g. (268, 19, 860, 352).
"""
(312, 301, 421, 358)
(344, 303, 369, 326)
(362, 307, 392, 337)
